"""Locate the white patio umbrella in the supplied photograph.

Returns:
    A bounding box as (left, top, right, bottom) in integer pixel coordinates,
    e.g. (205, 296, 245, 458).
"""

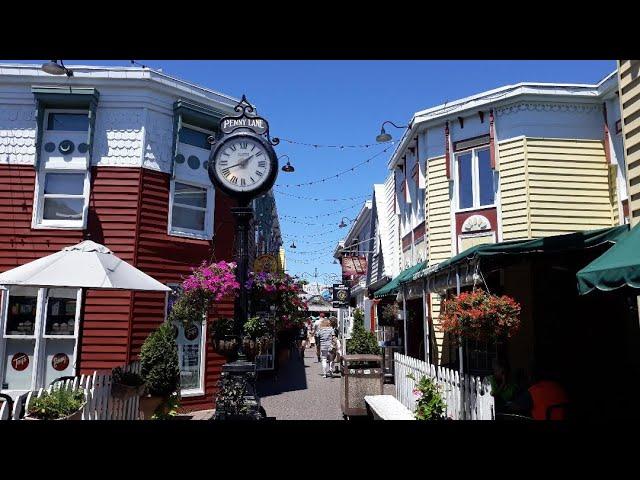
(0, 240, 171, 292)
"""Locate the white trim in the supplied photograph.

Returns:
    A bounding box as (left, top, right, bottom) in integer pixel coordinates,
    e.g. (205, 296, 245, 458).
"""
(454, 146, 495, 212)
(168, 178, 215, 240)
(457, 231, 497, 254)
(31, 168, 91, 230)
(44, 108, 90, 133)
(165, 283, 206, 397)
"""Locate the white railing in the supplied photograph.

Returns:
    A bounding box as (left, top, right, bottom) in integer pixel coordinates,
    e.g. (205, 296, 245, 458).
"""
(1, 361, 142, 420)
(394, 353, 494, 420)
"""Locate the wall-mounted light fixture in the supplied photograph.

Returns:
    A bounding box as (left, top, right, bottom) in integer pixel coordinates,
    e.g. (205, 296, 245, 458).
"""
(376, 120, 407, 143)
(41, 60, 73, 77)
(280, 154, 295, 173)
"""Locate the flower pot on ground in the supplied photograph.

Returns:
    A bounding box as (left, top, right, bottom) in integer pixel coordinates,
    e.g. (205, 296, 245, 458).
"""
(111, 367, 146, 400)
(24, 387, 86, 420)
(139, 322, 180, 419)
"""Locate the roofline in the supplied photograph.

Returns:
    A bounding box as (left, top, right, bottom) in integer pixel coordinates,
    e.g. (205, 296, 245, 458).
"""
(387, 71, 619, 169)
(338, 200, 372, 253)
(0, 62, 240, 110)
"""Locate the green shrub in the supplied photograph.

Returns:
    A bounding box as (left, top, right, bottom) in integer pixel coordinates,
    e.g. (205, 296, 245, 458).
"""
(112, 367, 145, 387)
(243, 316, 271, 339)
(28, 387, 85, 420)
(140, 322, 180, 397)
(346, 308, 381, 356)
(407, 373, 446, 420)
(168, 290, 207, 327)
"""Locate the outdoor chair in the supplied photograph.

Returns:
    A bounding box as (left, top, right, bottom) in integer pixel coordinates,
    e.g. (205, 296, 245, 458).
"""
(546, 402, 571, 420)
(0, 393, 14, 420)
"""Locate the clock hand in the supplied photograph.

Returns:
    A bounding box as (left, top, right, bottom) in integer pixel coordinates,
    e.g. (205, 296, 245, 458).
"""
(240, 154, 255, 167)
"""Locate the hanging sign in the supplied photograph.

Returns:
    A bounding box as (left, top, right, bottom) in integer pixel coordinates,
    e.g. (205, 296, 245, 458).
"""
(253, 254, 279, 273)
(342, 256, 367, 277)
(333, 284, 350, 308)
(52, 353, 70, 371)
(11, 353, 29, 371)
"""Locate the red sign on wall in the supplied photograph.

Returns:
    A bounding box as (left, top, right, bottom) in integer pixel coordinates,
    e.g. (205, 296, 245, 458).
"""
(342, 256, 367, 277)
(11, 353, 29, 371)
(52, 353, 70, 371)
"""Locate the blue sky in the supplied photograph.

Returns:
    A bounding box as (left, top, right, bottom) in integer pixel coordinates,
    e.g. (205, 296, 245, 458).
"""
(3, 60, 616, 283)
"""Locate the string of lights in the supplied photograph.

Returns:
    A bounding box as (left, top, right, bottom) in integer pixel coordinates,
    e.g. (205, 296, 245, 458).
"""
(280, 202, 361, 220)
(280, 217, 342, 227)
(282, 236, 343, 245)
(276, 145, 392, 188)
(279, 137, 394, 149)
(274, 189, 371, 203)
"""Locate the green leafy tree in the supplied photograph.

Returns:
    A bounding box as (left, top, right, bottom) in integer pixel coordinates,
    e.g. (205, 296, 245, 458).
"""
(346, 308, 381, 355)
(140, 322, 180, 397)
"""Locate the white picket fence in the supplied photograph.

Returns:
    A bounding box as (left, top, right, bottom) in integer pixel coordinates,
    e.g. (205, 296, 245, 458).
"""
(394, 353, 494, 420)
(0, 361, 142, 420)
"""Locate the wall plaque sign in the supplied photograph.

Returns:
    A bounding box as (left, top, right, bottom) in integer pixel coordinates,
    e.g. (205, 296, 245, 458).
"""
(52, 353, 70, 371)
(11, 353, 29, 371)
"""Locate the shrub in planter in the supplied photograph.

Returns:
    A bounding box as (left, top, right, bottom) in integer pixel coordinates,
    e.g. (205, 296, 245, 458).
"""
(347, 308, 381, 367)
(139, 322, 180, 419)
(407, 373, 446, 420)
(111, 367, 146, 400)
(26, 387, 86, 420)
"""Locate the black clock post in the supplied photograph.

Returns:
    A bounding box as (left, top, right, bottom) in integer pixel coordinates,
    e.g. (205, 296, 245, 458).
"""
(207, 96, 280, 420)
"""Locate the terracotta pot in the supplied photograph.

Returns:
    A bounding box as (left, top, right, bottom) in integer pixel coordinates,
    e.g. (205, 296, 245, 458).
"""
(24, 403, 86, 421)
(111, 382, 145, 400)
(139, 395, 166, 419)
(212, 338, 238, 357)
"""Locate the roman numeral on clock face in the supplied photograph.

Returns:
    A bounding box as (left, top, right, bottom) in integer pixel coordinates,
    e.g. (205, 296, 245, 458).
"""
(255, 170, 263, 177)
(240, 142, 248, 149)
(219, 159, 228, 166)
(230, 176, 238, 184)
(258, 160, 266, 168)
(255, 151, 263, 157)
(229, 145, 237, 152)
(241, 178, 246, 186)
(222, 168, 230, 177)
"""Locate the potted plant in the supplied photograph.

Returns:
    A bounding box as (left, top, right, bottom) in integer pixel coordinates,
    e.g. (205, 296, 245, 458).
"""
(211, 317, 238, 357)
(342, 308, 384, 418)
(440, 289, 521, 343)
(139, 322, 180, 419)
(406, 373, 447, 420)
(24, 387, 86, 420)
(242, 316, 272, 360)
(111, 367, 146, 400)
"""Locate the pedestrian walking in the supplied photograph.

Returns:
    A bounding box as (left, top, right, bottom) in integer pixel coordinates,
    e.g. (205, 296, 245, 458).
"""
(317, 318, 335, 377)
(297, 321, 308, 361)
(314, 313, 325, 362)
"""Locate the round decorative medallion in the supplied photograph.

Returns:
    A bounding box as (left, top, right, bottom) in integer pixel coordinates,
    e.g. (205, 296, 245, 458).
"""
(44, 142, 55, 153)
(11, 353, 29, 371)
(175, 154, 185, 164)
(187, 155, 200, 170)
(77, 143, 89, 153)
(52, 353, 70, 371)
(58, 140, 75, 155)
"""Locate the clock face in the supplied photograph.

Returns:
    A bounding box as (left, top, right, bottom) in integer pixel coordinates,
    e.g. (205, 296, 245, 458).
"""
(211, 134, 275, 195)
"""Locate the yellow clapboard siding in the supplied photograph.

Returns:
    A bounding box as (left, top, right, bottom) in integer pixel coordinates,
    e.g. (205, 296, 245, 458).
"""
(621, 77, 640, 105)
(530, 221, 613, 231)
(528, 159, 608, 170)
(499, 137, 528, 240)
(528, 166, 608, 177)
(530, 202, 614, 212)
(526, 138, 603, 148)
(528, 182, 610, 192)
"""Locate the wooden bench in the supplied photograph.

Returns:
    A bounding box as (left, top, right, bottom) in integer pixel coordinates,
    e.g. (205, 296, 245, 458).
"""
(364, 395, 415, 420)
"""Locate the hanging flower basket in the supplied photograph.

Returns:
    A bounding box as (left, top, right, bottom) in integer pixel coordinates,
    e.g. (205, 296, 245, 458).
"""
(440, 289, 521, 343)
(212, 336, 239, 357)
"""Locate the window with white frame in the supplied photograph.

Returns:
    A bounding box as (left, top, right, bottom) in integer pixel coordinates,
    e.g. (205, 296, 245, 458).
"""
(455, 147, 495, 210)
(179, 125, 212, 150)
(169, 181, 214, 239)
(166, 284, 206, 396)
(1, 287, 81, 394)
(33, 109, 91, 229)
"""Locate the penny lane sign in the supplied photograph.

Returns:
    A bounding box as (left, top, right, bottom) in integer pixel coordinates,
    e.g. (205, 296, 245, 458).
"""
(220, 116, 268, 135)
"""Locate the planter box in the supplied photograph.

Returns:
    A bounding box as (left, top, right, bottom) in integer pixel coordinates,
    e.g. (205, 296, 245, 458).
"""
(340, 355, 383, 418)
(111, 383, 145, 400)
(139, 395, 166, 419)
(24, 403, 86, 421)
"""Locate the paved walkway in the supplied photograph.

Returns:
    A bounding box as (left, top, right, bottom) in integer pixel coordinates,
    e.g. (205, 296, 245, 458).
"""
(256, 347, 343, 420)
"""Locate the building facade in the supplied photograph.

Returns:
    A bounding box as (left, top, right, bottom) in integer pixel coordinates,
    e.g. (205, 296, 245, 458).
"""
(377, 70, 628, 365)
(0, 64, 281, 411)
(618, 60, 640, 227)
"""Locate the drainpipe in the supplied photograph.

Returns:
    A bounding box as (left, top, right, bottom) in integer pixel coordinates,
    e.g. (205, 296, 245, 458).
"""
(423, 278, 430, 364)
(456, 267, 463, 375)
(402, 285, 408, 356)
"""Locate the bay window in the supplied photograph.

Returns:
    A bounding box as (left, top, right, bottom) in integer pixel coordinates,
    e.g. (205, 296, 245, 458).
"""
(455, 147, 495, 210)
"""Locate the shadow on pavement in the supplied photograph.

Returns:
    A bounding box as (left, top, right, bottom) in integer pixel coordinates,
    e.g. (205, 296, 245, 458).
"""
(256, 351, 309, 398)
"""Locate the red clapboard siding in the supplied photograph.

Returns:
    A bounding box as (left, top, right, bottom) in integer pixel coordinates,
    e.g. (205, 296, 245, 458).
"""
(132, 168, 237, 412)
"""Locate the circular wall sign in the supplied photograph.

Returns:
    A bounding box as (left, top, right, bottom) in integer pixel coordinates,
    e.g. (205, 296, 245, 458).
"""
(52, 353, 70, 371)
(11, 353, 29, 371)
(184, 324, 199, 341)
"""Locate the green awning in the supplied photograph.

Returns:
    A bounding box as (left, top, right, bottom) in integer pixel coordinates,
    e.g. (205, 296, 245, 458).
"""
(413, 225, 629, 290)
(374, 261, 427, 298)
(577, 223, 640, 295)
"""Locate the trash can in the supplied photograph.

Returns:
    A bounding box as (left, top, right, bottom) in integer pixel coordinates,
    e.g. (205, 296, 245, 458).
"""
(340, 354, 383, 418)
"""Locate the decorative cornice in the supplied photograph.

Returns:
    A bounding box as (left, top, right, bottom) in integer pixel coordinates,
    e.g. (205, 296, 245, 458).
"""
(495, 101, 602, 117)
